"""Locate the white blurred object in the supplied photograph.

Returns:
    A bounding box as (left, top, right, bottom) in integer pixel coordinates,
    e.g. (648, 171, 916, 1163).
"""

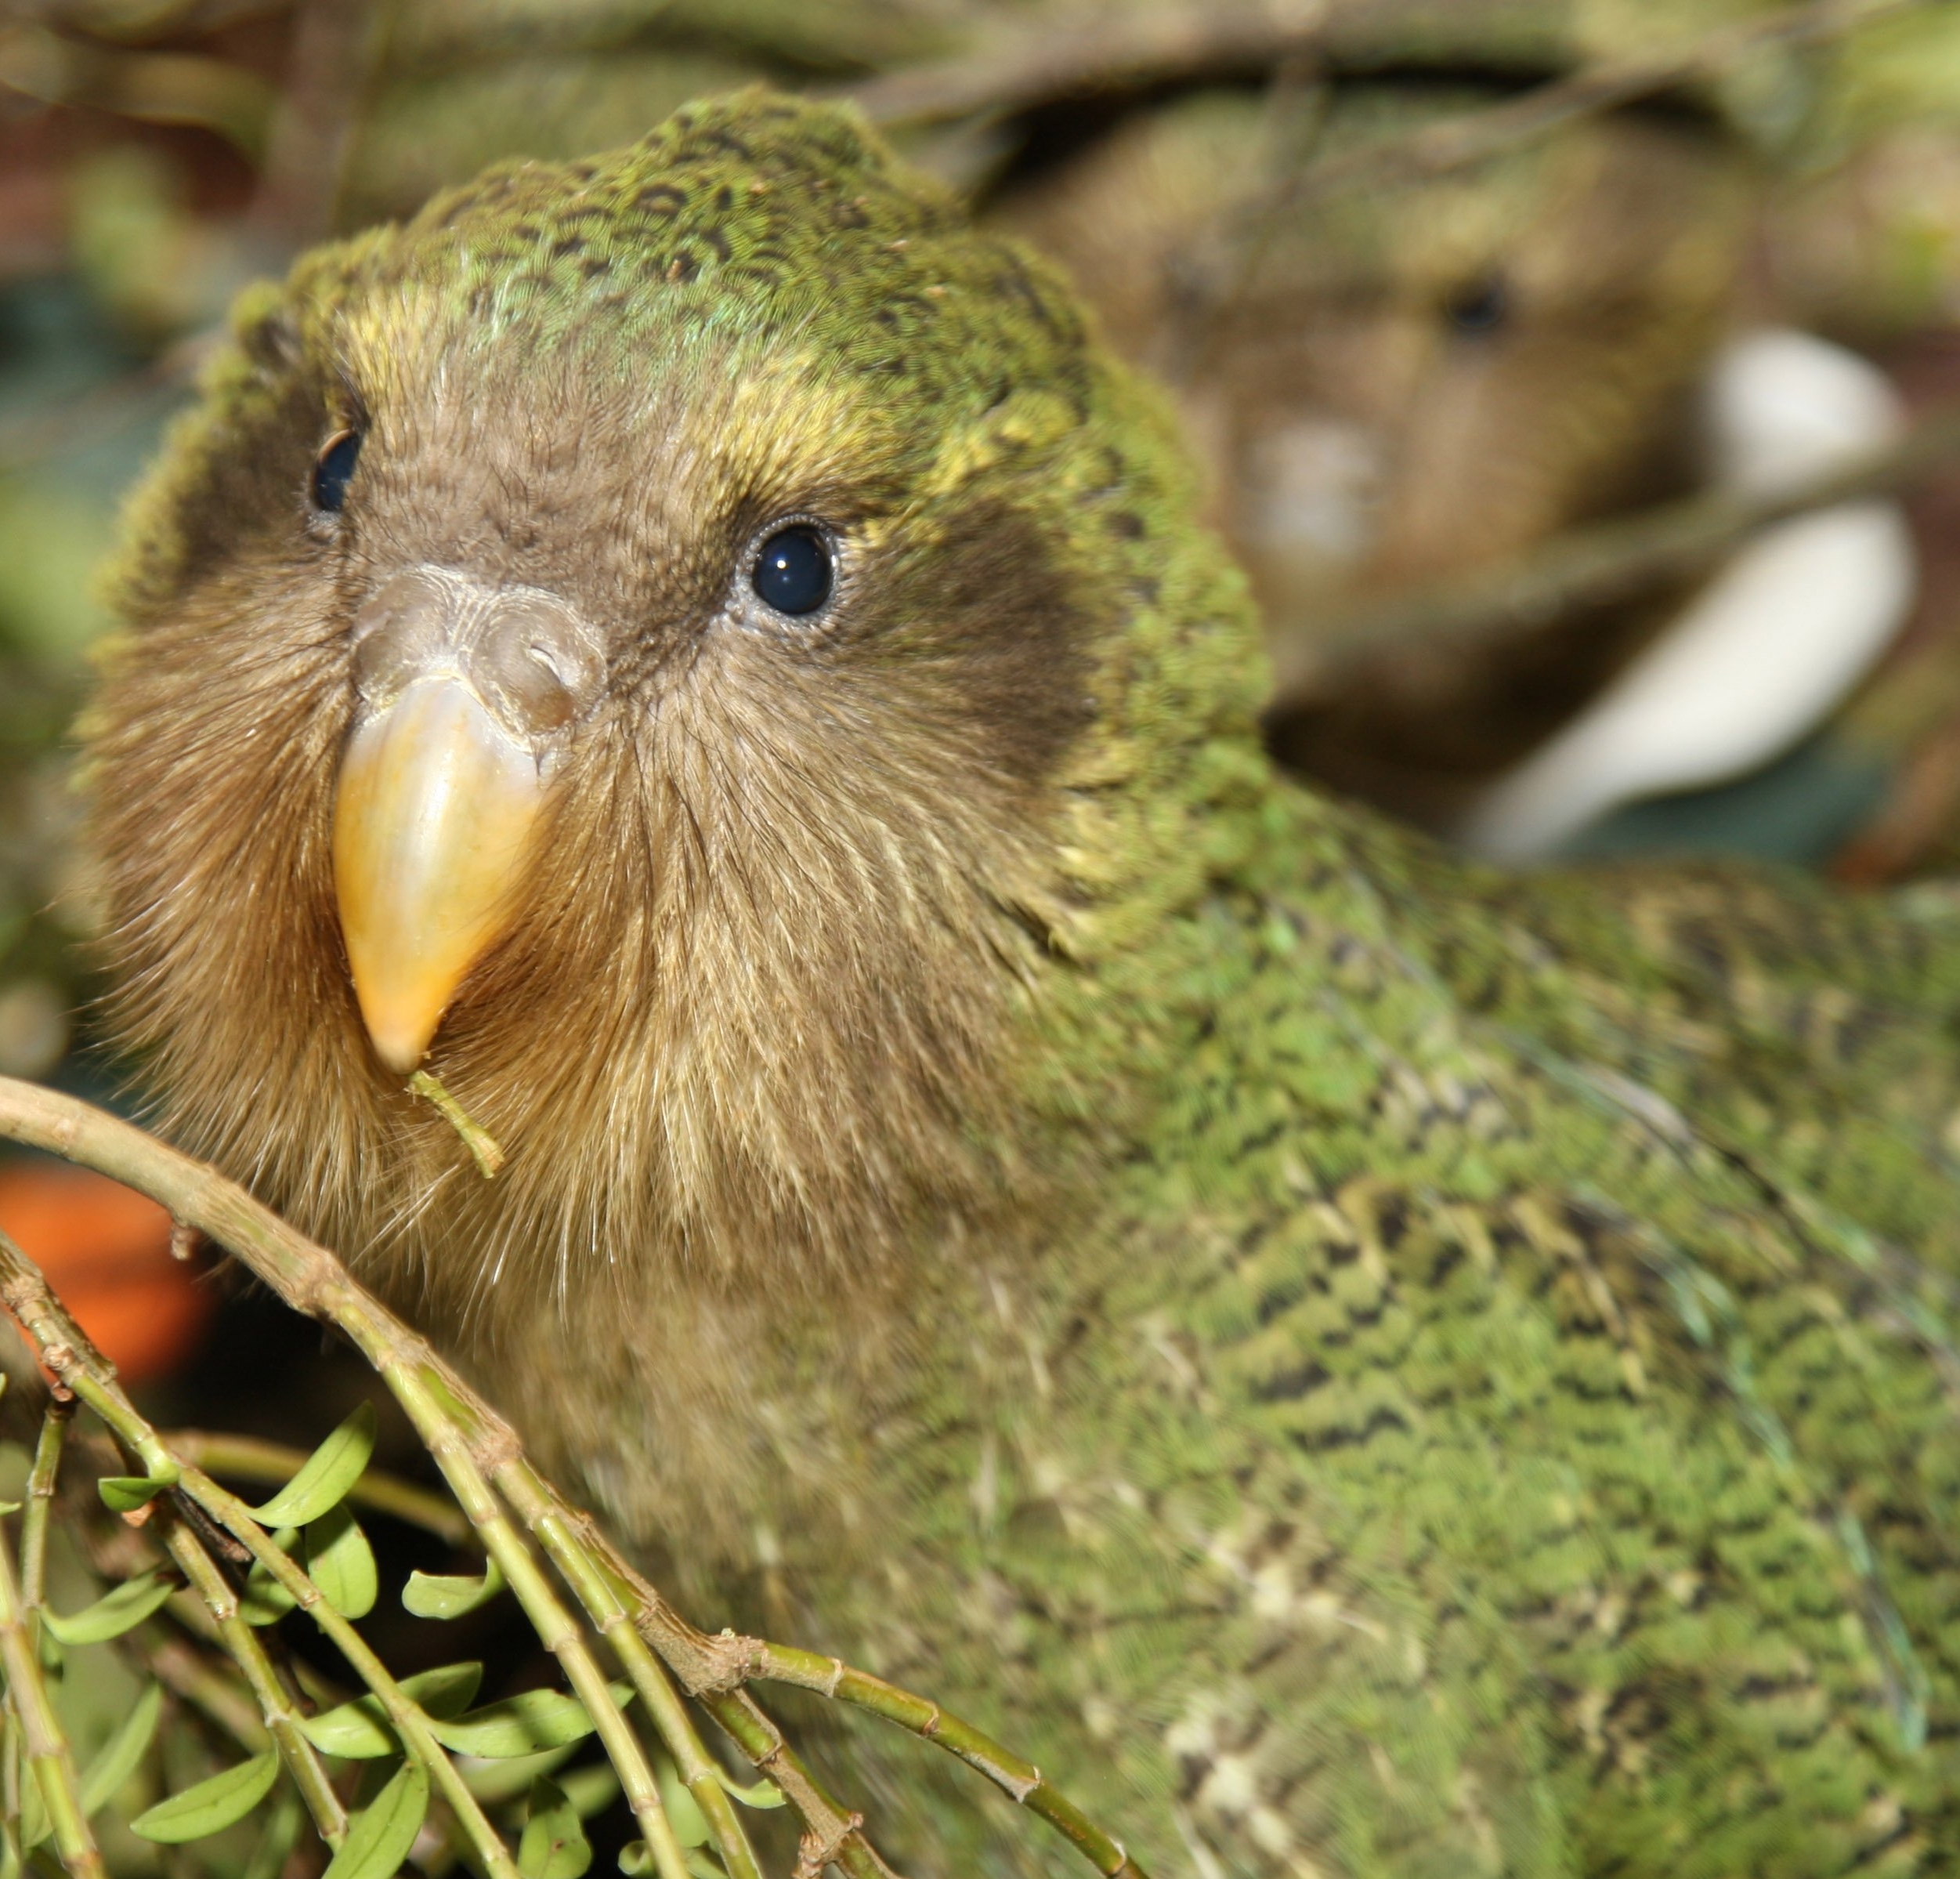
(1459, 328, 1917, 862)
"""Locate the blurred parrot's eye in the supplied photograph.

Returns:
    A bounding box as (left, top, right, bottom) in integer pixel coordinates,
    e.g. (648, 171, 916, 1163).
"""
(751, 527, 833, 616)
(1443, 274, 1510, 337)
(312, 429, 363, 513)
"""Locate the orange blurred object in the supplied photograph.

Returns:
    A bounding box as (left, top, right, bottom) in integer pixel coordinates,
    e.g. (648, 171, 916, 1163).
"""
(0, 1161, 210, 1385)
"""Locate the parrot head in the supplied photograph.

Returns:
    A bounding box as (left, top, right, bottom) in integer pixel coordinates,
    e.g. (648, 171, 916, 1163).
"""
(85, 91, 1265, 1327)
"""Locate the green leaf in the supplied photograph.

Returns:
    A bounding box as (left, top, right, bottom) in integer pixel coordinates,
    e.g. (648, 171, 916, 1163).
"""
(240, 1529, 299, 1627)
(0, 1500, 21, 1517)
(320, 1760, 428, 1879)
(557, 1765, 619, 1820)
(685, 1854, 729, 1879)
(400, 1660, 485, 1720)
(714, 1769, 785, 1810)
(131, 1750, 280, 1843)
(42, 1571, 175, 1646)
(299, 1663, 485, 1760)
(456, 1741, 579, 1804)
(242, 1790, 305, 1879)
(248, 1403, 374, 1527)
(98, 1471, 175, 1513)
(429, 1681, 631, 1759)
(80, 1682, 162, 1817)
(296, 1704, 394, 1762)
(518, 1776, 591, 1879)
(401, 1558, 504, 1619)
(303, 1506, 377, 1620)
(619, 1841, 652, 1876)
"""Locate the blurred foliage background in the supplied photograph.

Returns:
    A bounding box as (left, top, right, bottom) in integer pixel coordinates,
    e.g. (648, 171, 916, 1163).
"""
(3, 0, 1960, 1870)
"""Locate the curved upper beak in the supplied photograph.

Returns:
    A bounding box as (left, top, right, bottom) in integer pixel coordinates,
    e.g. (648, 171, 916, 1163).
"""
(331, 567, 604, 1073)
(335, 680, 546, 1073)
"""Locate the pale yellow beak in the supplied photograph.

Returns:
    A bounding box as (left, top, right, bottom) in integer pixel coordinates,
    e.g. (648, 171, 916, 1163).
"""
(331, 566, 604, 1074)
(333, 679, 548, 1073)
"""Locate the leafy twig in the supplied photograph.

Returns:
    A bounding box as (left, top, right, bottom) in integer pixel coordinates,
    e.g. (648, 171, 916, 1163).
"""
(154, 1515, 347, 1849)
(382, 1367, 695, 1879)
(0, 1399, 105, 1879)
(0, 1075, 1145, 1879)
(408, 1072, 507, 1179)
(165, 1432, 471, 1547)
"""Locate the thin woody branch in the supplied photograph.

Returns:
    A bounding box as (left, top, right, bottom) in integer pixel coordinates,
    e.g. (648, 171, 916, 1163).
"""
(846, 0, 1926, 147)
(1267, 398, 1960, 709)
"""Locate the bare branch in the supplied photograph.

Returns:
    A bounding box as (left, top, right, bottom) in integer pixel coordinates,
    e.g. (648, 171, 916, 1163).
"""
(1269, 399, 1960, 710)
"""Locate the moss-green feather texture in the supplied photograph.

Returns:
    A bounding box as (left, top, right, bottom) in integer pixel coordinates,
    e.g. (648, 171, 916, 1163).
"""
(84, 89, 1960, 1875)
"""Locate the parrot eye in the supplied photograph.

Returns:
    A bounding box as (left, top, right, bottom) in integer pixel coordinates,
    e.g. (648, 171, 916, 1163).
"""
(312, 429, 363, 513)
(1442, 273, 1509, 337)
(750, 526, 833, 616)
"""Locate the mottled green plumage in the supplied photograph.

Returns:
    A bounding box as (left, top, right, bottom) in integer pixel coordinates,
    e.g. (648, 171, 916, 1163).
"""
(87, 92, 1960, 1876)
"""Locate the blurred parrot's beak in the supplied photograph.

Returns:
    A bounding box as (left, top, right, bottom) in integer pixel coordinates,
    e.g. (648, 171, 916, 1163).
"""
(332, 567, 605, 1073)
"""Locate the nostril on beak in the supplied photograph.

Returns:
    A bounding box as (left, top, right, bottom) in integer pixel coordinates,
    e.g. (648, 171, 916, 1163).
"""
(469, 595, 606, 742)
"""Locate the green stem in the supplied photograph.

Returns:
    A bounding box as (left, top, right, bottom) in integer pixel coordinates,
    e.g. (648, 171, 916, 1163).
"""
(19, 1399, 71, 1627)
(157, 1516, 347, 1848)
(495, 1461, 763, 1879)
(0, 1481, 103, 1878)
(384, 1366, 693, 1879)
(747, 1644, 1145, 1878)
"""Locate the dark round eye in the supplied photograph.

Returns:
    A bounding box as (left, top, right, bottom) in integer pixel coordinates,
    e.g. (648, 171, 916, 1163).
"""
(312, 429, 363, 513)
(1443, 274, 1509, 337)
(750, 527, 832, 616)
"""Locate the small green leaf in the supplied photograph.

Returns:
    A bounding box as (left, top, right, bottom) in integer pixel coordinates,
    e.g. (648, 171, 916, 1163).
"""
(296, 1704, 394, 1761)
(429, 1681, 631, 1759)
(685, 1854, 728, 1879)
(299, 1663, 485, 1759)
(303, 1506, 377, 1620)
(81, 1682, 163, 1816)
(402, 1557, 504, 1619)
(518, 1776, 591, 1879)
(248, 1403, 374, 1527)
(714, 1769, 785, 1810)
(131, 1750, 280, 1843)
(0, 1500, 21, 1516)
(241, 1790, 305, 1879)
(401, 1660, 485, 1718)
(240, 1529, 299, 1627)
(619, 1841, 652, 1876)
(321, 1760, 428, 1879)
(558, 1765, 619, 1820)
(42, 1571, 175, 1646)
(98, 1471, 175, 1513)
(456, 1741, 579, 1804)
(656, 1758, 711, 1848)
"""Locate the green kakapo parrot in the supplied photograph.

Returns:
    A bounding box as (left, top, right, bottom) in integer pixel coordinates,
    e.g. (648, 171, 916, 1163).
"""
(84, 89, 1960, 1876)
